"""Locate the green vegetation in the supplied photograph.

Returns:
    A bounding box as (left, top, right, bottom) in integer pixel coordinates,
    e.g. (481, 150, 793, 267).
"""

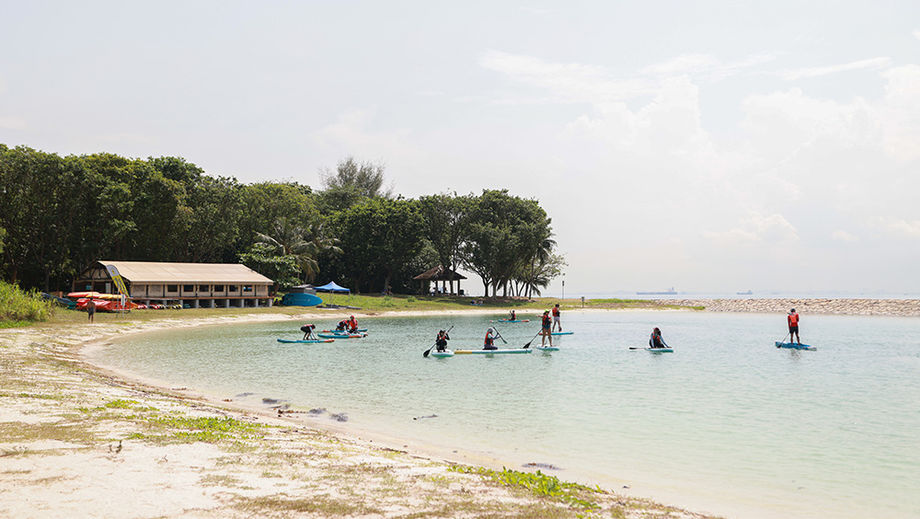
(0, 145, 562, 298)
(450, 465, 601, 510)
(0, 280, 54, 323)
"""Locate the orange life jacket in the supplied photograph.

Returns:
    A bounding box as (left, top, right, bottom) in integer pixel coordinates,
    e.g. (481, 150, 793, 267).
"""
(552, 307, 559, 316)
(788, 313, 799, 326)
(484, 332, 494, 346)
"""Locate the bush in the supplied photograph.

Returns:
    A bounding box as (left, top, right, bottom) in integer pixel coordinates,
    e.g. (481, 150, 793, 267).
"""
(0, 281, 55, 322)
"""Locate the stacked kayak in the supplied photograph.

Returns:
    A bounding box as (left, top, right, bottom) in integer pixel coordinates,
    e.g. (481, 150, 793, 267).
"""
(317, 332, 367, 339)
(454, 348, 532, 355)
(276, 338, 335, 344)
(776, 342, 816, 351)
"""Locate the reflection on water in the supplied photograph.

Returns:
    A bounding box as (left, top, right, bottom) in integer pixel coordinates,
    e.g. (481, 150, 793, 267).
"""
(92, 311, 920, 519)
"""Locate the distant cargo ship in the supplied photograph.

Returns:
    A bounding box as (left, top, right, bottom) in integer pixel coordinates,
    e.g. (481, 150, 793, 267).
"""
(636, 287, 677, 295)
(737, 290, 753, 295)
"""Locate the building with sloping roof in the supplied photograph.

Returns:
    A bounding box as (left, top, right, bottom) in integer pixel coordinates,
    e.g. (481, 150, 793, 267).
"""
(73, 260, 274, 308)
(413, 265, 466, 295)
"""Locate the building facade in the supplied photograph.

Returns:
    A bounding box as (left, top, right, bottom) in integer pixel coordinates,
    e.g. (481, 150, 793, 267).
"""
(73, 260, 274, 308)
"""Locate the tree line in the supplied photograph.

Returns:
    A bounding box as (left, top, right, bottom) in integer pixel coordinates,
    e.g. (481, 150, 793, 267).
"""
(0, 144, 563, 297)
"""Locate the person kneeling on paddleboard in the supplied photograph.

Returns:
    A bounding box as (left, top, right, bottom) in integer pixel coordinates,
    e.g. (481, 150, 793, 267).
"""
(348, 315, 359, 334)
(335, 319, 349, 332)
(541, 311, 553, 347)
(787, 308, 801, 344)
(509, 310, 516, 321)
(435, 329, 450, 352)
(300, 324, 317, 340)
(483, 328, 499, 350)
(649, 327, 667, 349)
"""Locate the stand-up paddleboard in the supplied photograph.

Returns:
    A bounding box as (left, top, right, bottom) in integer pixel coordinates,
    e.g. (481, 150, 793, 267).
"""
(454, 348, 533, 355)
(317, 333, 366, 339)
(276, 338, 335, 344)
(550, 331, 573, 336)
(776, 341, 816, 351)
(429, 350, 454, 358)
(535, 346, 559, 351)
(646, 347, 673, 353)
(490, 319, 530, 323)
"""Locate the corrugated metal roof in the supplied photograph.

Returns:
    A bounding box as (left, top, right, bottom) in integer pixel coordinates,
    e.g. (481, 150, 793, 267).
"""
(99, 261, 273, 284)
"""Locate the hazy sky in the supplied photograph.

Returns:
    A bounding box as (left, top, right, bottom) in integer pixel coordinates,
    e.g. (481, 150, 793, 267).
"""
(2, 1, 919, 295)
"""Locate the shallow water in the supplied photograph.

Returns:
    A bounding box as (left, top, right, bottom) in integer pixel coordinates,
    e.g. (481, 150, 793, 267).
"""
(92, 311, 920, 518)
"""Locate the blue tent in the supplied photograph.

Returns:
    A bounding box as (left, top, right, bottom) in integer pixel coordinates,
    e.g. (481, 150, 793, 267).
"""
(315, 281, 350, 293)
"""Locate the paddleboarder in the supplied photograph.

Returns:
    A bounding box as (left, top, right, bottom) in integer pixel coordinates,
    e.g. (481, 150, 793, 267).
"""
(551, 304, 562, 331)
(787, 308, 801, 344)
(435, 329, 450, 352)
(509, 309, 517, 321)
(483, 327, 499, 350)
(300, 324, 317, 340)
(348, 315, 359, 334)
(335, 319, 349, 332)
(540, 311, 553, 347)
(649, 327, 667, 349)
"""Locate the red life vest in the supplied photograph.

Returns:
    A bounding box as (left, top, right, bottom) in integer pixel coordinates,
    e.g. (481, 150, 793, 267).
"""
(788, 313, 799, 326)
(484, 332, 494, 346)
(552, 307, 560, 317)
(542, 314, 551, 327)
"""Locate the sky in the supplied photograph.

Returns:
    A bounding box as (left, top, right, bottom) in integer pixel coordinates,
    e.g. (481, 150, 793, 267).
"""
(2, 1, 919, 296)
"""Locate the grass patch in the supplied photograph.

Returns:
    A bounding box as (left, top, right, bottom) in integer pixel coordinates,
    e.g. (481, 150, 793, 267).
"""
(102, 399, 139, 409)
(233, 494, 383, 516)
(450, 465, 601, 510)
(0, 421, 97, 444)
(131, 415, 267, 444)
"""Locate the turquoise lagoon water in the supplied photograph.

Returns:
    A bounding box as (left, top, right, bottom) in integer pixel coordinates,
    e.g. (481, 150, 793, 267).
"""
(91, 311, 920, 518)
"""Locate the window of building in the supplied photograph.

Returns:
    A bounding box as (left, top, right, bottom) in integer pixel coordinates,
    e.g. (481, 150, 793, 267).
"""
(213, 285, 224, 292)
(183, 285, 195, 292)
(167, 285, 178, 292)
(199, 285, 209, 292)
(242, 285, 253, 293)
(229, 285, 238, 292)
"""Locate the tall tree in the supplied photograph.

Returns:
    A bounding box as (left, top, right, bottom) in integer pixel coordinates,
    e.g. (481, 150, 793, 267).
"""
(417, 193, 473, 294)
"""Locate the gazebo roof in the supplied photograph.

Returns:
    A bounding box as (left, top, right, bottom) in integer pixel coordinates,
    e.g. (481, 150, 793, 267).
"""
(413, 265, 467, 281)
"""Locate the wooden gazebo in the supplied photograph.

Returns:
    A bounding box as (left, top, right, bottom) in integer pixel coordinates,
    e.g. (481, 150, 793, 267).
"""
(413, 265, 466, 296)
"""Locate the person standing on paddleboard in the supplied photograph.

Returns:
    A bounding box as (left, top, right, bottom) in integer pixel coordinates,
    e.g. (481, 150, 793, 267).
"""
(435, 329, 450, 352)
(540, 311, 554, 347)
(483, 327, 498, 350)
(787, 308, 801, 344)
(552, 304, 562, 332)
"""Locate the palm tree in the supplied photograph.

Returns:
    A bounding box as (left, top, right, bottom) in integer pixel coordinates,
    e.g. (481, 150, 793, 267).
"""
(255, 217, 342, 282)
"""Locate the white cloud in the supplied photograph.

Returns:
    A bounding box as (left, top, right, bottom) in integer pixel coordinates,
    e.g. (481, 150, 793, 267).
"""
(778, 57, 891, 80)
(0, 116, 26, 130)
(704, 213, 800, 244)
(832, 230, 858, 242)
(886, 219, 920, 237)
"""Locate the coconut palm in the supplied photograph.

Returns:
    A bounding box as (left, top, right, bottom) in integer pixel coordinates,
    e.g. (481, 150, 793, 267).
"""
(255, 217, 342, 282)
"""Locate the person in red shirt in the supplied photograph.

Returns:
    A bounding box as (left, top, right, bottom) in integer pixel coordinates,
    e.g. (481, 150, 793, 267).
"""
(348, 315, 358, 334)
(551, 304, 562, 331)
(483, 327, 498, 350)
(787, 308, 801, 344)
(541, 311, 553, 347)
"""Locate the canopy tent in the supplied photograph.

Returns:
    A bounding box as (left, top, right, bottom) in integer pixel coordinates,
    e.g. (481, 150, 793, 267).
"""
(315, 281, 350, 293)
(314, 281, 350, 306)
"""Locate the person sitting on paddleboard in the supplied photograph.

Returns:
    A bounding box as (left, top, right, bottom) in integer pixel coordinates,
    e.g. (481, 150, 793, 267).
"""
(347, 315, 359, 334)
(300, 324, 317, 340)
(483, 327, 498, 350)
(649, 327, 667, 349)
(509, 310, 516, 321)
(552, 304, 562, 331)
(787, 308, 800, 344)
(435, 329, 450, 352)
(541, 311, 553, 347)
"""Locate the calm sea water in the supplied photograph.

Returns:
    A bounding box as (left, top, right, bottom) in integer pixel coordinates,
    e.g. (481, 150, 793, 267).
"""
(91, 311, 920, 519)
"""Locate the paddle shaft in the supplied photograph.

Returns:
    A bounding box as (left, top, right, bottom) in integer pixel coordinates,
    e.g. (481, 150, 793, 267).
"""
(523, 330, 542, 349)
(423, 325, 454, 357)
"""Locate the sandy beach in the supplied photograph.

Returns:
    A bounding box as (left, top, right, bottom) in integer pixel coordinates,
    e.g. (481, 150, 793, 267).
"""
(0, 310, 717, 519)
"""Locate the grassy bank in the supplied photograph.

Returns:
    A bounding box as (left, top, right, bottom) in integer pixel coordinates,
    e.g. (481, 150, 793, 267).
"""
(0, 281, 54, 325)
(41, 293, 702, 326)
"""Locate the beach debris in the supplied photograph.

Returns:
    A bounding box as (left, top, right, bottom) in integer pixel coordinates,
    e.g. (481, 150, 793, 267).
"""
(523, 462, 560, 470)
(171, 387, 188, 391)
(262, 397, 282, 404)
(307, 408, 326, 415)
(329, 412, 348, 422)
(235, 392, 255, 397)
(412, 414, 438, 421)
